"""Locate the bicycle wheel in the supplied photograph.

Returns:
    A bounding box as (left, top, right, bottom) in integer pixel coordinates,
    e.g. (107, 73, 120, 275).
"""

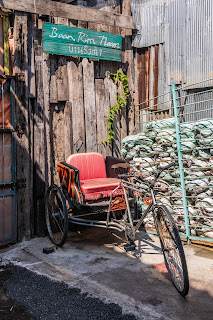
(45, 184, 68, 247)
(154, 205, 189, 296)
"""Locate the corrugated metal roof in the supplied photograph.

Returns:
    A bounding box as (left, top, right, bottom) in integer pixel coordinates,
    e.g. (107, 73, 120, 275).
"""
(131, 0, 213, 88)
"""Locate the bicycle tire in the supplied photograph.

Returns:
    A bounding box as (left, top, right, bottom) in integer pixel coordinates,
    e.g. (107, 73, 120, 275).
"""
(45, 184, 68, 247)
(154, 205, 189, 296)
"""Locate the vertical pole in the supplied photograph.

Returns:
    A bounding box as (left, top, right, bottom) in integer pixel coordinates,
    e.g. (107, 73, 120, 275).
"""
(172, 82, 190, 243)
(2, 80, 4, 183)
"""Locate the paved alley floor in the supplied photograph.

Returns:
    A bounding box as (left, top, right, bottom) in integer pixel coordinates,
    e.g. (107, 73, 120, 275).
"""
(0, 229, 213, 320)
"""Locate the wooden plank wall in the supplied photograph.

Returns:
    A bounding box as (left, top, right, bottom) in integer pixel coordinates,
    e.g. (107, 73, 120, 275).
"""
(13, 0, 139, 239)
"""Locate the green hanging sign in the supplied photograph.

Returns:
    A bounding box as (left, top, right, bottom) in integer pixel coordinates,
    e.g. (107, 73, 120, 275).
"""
(43, 23, 123, 62)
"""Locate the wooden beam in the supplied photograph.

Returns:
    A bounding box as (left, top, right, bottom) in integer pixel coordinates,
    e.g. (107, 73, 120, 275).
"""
(0, 0, 135, 29)
(55, 0, 76, 3)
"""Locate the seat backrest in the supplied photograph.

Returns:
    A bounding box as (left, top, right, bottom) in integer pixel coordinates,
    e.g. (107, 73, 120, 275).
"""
(66, 153, 107, 181)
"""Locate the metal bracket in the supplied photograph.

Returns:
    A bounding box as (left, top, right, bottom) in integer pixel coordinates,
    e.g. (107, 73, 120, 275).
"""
(0, 179, 26, 189)
(16, 179, 26, 189)
(0, 74, 25, 82)
(0, 128, 15, 133)
(16, 124, 26, 138)
(15, 73, 25, 82)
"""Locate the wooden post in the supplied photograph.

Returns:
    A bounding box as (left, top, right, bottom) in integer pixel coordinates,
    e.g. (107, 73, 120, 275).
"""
(43, 51, 51, 189)
(33, 21, 51, 236)
(14, 12, 32, 240)
(34, 33, 46, 236)
(28, 14, 36, 98)
(82, 58, 97, 153)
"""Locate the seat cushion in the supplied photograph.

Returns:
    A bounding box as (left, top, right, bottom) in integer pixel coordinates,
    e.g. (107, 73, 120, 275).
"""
(80, 178, 123, 201)
(66, 153, 107, 181)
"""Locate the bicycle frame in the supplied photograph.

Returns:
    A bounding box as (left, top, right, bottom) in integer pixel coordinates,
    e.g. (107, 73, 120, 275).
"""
(107, 177, 158, 235)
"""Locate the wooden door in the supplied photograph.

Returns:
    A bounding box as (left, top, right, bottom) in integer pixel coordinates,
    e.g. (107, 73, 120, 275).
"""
(0, 79, 16, 245)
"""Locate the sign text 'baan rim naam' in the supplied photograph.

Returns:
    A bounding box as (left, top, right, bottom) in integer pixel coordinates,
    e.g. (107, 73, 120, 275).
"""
(43, 23, 123, 62)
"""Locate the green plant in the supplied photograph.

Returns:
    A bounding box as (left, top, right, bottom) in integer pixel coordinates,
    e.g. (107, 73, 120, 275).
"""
(102, 70, 130, 144)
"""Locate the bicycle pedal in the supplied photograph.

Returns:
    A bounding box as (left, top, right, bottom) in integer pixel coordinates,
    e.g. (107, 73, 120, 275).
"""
(124, 242, 136, 252)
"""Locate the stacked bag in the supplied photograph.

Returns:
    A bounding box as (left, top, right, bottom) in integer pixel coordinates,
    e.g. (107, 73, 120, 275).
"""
(121, 117, 213, 239)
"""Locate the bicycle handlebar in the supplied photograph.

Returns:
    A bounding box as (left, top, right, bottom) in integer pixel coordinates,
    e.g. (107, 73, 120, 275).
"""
(155, 161, 176, 180)
(118, 161, 176, 186)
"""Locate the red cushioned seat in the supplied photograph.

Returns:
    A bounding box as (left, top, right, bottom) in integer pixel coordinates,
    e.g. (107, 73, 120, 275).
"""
(66, 153, 107, 181)
(80, 178, 122, 201)
(66, 153, 123, 201)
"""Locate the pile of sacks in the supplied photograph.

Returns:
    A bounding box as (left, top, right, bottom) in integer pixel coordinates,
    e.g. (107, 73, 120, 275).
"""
(121, 117, 213, 239)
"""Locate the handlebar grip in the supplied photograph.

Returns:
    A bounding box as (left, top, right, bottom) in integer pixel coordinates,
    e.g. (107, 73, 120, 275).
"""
(163, 161, 176, 171)
(118, 174, 134, 179)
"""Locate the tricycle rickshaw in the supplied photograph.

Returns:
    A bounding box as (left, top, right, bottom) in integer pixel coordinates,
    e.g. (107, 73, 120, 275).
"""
(45, 152, 189, 296)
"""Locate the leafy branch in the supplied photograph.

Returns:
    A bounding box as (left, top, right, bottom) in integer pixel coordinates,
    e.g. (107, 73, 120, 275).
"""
(102, 70, 130, 144)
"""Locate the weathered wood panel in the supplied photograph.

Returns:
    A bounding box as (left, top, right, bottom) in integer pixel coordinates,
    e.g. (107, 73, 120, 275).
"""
(95, 78, 111, 158)
(67, 60, 85, 154)
(56, 65, 69, 101)
(27, 13, 36, 98)
(63, 101, 73, 159)
(52, 103, 65, 184)
(118, 74, 127, 142)
(0, 0, 135, 29)
(49, 52, 58, 104)
(42, 51, 51, 189)
(82, 58, 97, 153)
(34, 32, 46, 236)
(14, 12, 32, 240)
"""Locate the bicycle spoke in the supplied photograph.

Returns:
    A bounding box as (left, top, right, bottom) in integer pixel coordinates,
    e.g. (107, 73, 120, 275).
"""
(155, 205, 189, 296)
(45, 185, 68, 247)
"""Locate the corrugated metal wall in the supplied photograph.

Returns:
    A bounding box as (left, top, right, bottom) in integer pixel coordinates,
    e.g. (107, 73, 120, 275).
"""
(137, 43, 170, 111)
(131, 0, 213, 89)
(132, 0, 166, 47)
(168, 0, 186, 84)
(185, 0, 213, 88)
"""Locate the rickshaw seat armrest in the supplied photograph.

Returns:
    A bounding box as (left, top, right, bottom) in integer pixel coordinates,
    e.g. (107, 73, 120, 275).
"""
(111, 163, 130, 169)
(105, 156, 129, 178)
(58, 161, 81, 191)
(59, 161, 79, 172)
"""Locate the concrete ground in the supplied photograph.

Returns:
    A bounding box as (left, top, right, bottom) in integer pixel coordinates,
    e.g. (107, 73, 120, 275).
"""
(0, 228, 213, 320)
